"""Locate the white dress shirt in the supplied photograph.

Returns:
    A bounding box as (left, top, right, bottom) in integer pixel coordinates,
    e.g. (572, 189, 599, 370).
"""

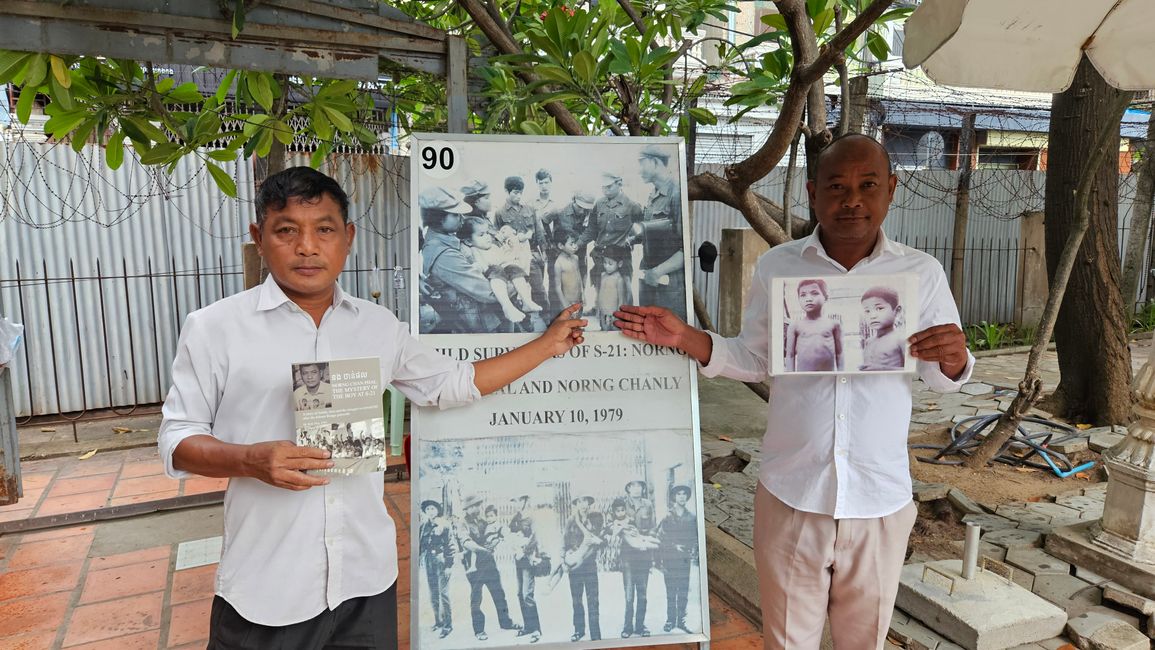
(159, 275, 479, 626)
(701, 228, 974, 519)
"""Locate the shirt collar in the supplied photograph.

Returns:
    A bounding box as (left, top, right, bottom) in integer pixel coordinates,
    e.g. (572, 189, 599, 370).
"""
(255, 273, 358, 314)
(800, 226, 904, 267)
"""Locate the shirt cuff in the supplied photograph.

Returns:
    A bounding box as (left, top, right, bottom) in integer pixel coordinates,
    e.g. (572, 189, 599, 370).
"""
(158, 426, 207, 480)
(920, 350, 976, 393)
(437, 362, 483, 410)
(698, 331, 731, 378)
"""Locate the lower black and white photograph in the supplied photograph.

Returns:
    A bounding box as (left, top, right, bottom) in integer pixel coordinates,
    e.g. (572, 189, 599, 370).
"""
(413, 136, 689, 335)
(412, 430, 708, 650)
(770, 273, 920, 376)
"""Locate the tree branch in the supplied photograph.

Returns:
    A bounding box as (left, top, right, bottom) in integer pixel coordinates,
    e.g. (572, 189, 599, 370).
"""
(457, 0, 586, 135)
(725, 0, 892, 191)
(834, 4, 850, 135)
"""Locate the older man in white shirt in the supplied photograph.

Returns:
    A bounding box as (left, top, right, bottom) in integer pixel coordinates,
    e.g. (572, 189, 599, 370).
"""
(159, 167, 586, 650)
(616, 134, 973, 650)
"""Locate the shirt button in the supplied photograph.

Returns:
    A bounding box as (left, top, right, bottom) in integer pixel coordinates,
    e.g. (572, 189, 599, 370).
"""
(327, 496, 336, 505)
(840, 377, 847, 384)
(837, 449, 848, 457)
(838, 414, 846, 420)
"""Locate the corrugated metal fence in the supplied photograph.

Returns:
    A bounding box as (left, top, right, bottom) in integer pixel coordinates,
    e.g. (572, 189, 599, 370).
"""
(2, 141, 1151, 417)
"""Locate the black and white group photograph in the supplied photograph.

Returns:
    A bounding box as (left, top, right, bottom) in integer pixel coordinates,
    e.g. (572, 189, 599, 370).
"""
(413, 430, 707, 650)
(413, 137, 689, 335)
(770, 274, 920, 375)
(297, 420, 386, 460)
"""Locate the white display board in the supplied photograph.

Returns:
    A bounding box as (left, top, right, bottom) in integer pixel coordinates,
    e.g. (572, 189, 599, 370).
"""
(409, 134, 708, 650)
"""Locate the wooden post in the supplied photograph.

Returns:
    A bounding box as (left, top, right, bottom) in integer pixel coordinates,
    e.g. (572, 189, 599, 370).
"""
(446, 35, 468, 134)
(950, 112, 976, 312)
(242, 242, 263, 290)
(0, 366, 21, 506)
(1016, 211, 1048, 328)
(718, 229, 770, 337)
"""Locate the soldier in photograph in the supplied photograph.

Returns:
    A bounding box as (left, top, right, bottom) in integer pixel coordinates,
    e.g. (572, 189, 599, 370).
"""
(659, 484, 697, 634)
(590, 171, 643, 291)
(495, 176, 550, 315)
(563, 495, 605, 642)
(419, 499, 455, 638)
(509, 495, 543, 643)
(458, 494, 519, 641)
(544, 189, 597, 286)
(420, 187, 503, 333)
(532, 168, 557, 219)
(621, 480, 658, 638)
(461, 180, 493, 222)
(631, 146, 685, 317)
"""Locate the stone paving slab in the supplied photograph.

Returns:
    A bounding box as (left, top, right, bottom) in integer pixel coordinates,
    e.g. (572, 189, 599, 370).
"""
(1006, 548, 1071, 578)
(981, 528, 1043, 550)
(1031, 574, 1101, 616)
(1065, 610, 1150, 650)
(962, 513, 1020, 533)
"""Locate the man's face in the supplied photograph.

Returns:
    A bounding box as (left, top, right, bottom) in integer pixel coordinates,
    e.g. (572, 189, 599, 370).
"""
(862, 297, 898, 330)
(300, 364, 321, 388)
(626, 484, 642, 498)
(797, 283, 826, 314)
(466, 503, 480, 517)
(638, 158, 660, 183)
(475, 194, 492, 213)
(602, 180, 621, 199)
(423, 504, 438, 518)
(509, 188, 523, 206)
(807, 138, 897, 250)
(250, 194, 354, 305)
(674, 491, 689, 507)
(575, 500, 590, 515)
(537, 177, 552, 197)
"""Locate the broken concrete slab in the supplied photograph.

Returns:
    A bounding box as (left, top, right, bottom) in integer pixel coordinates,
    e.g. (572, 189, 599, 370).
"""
(1065, 610, 1149, 650)
(1031, 574, 1101, 616)
(1101, 583, 1155, 616)
(1023, 502, 1083, 522)
(897, 560, 1066, 650)
(1005, 548, 1072, 578)
(982, 528, 1043, 550)
(1050, 438, 1090, 455)
(951, 490, 993, 517)
(995, 505, 1056, 527)
(963, 513, 1020, 533)
(889, 612, 952, 650)
(1088, 430, 1126, 453)
(1054, 495, 1106, 516)
(915, 482, 951, 502)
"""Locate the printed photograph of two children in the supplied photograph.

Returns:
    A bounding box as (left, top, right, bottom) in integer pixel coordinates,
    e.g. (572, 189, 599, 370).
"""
(770, 274, 920, 376)
(413, 136, 688, 335)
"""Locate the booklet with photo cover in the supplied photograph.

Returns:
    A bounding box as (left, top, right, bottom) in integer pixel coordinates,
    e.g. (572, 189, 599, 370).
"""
(291, 357, 387, 476)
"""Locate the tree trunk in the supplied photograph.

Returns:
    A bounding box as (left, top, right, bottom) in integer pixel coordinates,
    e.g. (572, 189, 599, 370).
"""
(1040, 56, 1133, 425)
(1124, 109, 1155, 310)
(950, 113, 975, 312)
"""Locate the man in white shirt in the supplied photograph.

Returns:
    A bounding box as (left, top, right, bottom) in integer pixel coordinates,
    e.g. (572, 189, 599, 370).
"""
(159, 167, 586, 650)
(615, 134, 973, 650)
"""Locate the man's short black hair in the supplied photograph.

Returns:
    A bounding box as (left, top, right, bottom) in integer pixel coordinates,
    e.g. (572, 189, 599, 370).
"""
(815, 133, 893, 177)
(255, 166, 349, 225)
(535, 169, 552, 182)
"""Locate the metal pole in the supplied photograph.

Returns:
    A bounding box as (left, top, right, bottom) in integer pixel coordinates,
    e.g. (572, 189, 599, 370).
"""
(962, 521, 981, 579)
